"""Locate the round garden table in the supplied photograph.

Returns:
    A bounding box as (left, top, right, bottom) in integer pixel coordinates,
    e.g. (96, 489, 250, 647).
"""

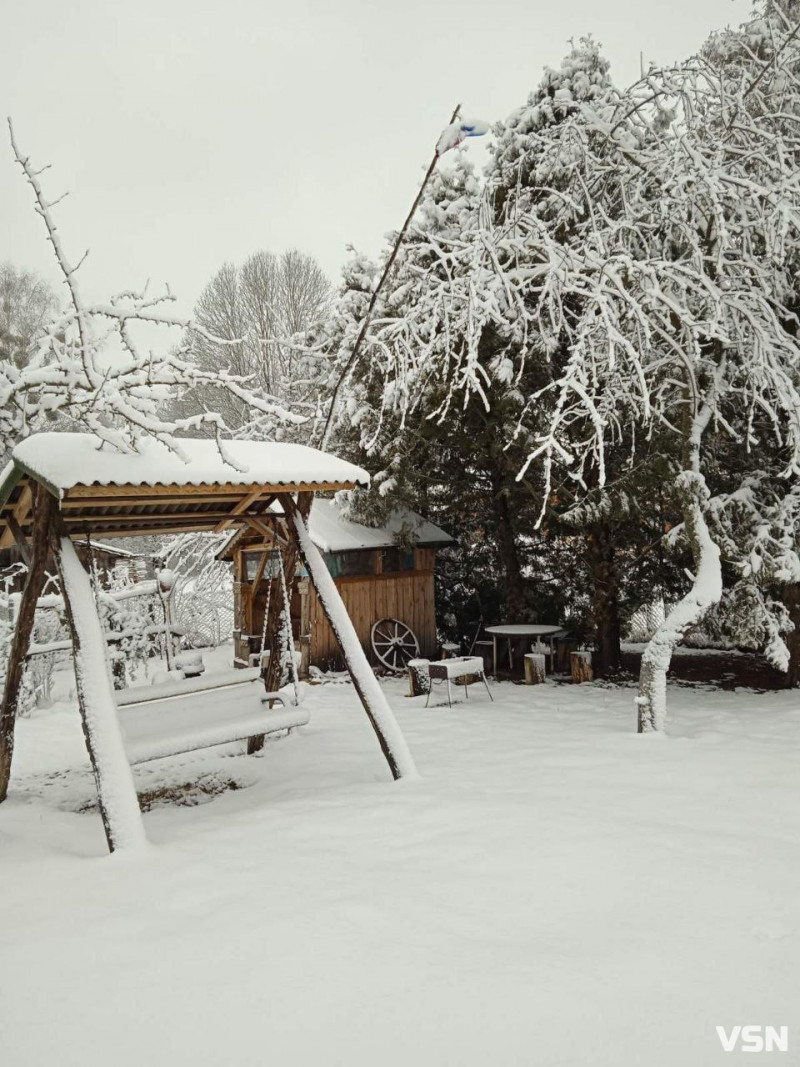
(484, 623, 565, 676)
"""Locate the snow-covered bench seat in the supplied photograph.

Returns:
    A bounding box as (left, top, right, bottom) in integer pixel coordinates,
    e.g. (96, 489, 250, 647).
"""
(117, 682, 308, 765)
(116, 667, 261, 708)
(424, 656, 493, 708)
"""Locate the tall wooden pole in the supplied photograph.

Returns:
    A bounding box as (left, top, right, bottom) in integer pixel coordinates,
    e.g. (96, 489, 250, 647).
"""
(321, 103, 461, 450)
(0, 485, 56, 803)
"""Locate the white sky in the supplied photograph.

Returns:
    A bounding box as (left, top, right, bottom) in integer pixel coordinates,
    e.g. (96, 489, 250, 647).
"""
(2, 0, 751, 317)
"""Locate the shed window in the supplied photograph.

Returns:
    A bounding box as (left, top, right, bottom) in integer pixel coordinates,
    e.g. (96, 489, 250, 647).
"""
(323, 550, 376, 578)
(381, 547, 415, 573)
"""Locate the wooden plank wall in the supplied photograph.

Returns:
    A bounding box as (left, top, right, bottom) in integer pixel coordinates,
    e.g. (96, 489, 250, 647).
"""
(309, 548, 438, 669)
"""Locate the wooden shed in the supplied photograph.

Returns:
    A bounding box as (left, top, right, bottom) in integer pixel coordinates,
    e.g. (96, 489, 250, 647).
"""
(218, 498, 453, 673)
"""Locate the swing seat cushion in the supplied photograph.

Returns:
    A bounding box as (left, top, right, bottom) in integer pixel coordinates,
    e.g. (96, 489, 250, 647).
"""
(118, 683, 309, 765)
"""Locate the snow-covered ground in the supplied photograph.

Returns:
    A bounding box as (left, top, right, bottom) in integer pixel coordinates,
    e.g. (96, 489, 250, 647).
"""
(2, 647, 798, 1066)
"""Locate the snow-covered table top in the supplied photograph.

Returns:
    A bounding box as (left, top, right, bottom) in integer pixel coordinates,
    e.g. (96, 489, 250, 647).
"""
(8, 433, 370, 492)
(485, 624, 564, 637)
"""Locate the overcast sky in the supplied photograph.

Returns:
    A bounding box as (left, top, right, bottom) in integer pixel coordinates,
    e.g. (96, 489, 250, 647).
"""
(3, 0, 751, 317)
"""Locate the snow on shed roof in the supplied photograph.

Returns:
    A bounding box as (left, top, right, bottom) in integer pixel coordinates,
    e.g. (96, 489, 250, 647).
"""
(308, 498, 453, 552)
(218, 497, 454, 557)
(9, 433, 370, 493)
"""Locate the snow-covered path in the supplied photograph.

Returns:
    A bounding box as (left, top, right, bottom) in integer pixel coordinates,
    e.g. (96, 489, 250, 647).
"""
(2, 662, 798, 1066)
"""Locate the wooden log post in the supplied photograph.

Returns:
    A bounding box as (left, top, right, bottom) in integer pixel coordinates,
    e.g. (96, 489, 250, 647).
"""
(408, 658, 431, 697)
(0, 486, 56, 804)
(279, 493, 417, 781)
(54, 530, 147, 853)
(524, 652, 546, 685)
(571, 650, 594, 684)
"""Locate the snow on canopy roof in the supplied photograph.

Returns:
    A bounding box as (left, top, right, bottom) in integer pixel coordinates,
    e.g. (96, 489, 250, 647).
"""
(308, 498, 453, 552)
(10, 433, 370, 493)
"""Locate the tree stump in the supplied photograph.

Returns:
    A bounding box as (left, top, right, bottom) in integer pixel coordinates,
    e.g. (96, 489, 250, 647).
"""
(571, 650, 593, 684)
(408, 658, 431, 696)
(524, 652, 546, 685)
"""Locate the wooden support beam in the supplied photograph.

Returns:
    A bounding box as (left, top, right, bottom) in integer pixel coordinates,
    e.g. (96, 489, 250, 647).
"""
(65, 480, 359, 500)
(60, 522, 250, 540)
(213, 491, 274, 533)
(53, 529, 147, 853)
(5, 515, 31, 566)
(278, 493, 417, 781)
(0, 484, 33, 550)
(66, 509, 253, 523)
(244, 517, 278, 541)
(0, 486, 56, 803)
(61, 493, 245, 508)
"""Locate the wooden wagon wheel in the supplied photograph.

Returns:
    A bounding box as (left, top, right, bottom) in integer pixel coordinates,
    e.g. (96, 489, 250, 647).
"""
(370, 618, 420, 672)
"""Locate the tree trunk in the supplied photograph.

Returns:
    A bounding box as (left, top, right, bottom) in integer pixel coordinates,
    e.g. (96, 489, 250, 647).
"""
(0, 486, 55, 803)
(280, 493, 417, 781)
(490, 467, 534, 619)
(784, 583, 800, 688)
(588, 527, 621, 676)
(637, 481, 722, 732)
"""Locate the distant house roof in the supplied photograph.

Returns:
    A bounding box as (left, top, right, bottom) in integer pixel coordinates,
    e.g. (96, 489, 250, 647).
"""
(74, 539, 148, 560)
(7, 433, 370, 494)
(217, 498, 453, 559)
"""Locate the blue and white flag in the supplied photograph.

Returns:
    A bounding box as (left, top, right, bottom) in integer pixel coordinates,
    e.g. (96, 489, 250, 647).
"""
(436, 116, 490, 155)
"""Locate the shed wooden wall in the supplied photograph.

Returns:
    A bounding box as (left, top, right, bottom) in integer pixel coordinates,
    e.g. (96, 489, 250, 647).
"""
(232, 544, 440, 671)
(309, 547, 437, 669)
(309, 576, 436, 668)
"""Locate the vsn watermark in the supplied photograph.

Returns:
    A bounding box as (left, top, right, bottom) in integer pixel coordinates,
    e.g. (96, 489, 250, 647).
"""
(716, 1026, 789, 1053)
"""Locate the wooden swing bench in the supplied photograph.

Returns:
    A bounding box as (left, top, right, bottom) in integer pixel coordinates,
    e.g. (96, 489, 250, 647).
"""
(0, 432, 415, 855)
(117, 676, 309, 765)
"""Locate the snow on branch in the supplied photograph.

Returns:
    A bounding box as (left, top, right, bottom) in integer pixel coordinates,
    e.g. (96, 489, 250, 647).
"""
(3, 121, 308, 463)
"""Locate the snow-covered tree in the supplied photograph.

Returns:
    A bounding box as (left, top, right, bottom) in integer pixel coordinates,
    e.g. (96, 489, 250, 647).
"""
(337, 13, 800, 725)
(1, 122, 308, 464)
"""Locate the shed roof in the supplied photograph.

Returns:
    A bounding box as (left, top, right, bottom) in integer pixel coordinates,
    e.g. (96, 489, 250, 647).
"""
(308, 499, 453, 552)
(0, 432, 370, 545)
(217, 498, 453, 559)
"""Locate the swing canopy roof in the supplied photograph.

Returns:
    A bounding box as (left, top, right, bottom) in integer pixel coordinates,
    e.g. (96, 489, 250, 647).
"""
(0, 432, 370, 543)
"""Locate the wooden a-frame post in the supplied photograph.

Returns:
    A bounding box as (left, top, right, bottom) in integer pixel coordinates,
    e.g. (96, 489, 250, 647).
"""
(0, 480, 145, 851)
(278, 493, 417, 781)
(52, 524, 146, 853)
(0, 485, 56, 803)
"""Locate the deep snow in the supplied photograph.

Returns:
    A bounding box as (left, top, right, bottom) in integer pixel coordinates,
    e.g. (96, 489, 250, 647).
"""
(1, 647, 798, 1066)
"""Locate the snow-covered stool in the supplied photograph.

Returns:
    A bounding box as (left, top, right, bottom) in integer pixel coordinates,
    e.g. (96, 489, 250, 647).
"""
(425, 656, 493, 708)
(176, 650, 205, 678)
(408, 658, 431, 697)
